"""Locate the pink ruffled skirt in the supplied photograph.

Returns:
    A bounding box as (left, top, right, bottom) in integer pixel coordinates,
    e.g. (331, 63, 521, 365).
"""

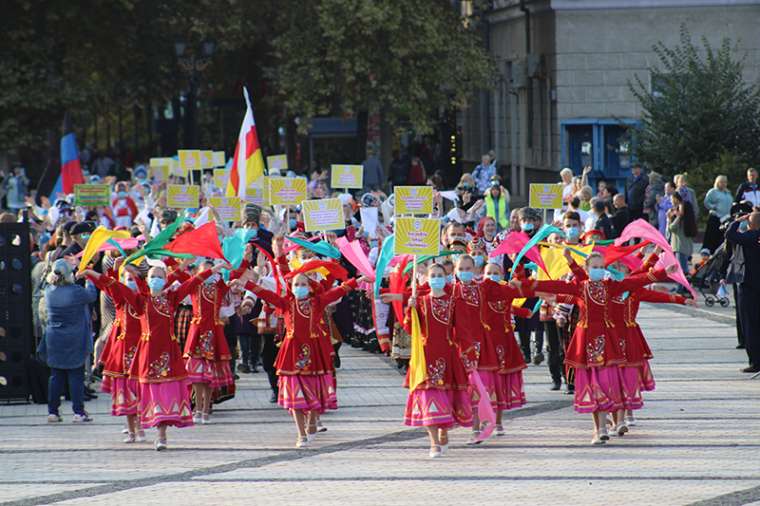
(620, 366, 644, 410)
(101, 376, 139, 417)
(404, 388, 473, 428)
(472, 370, 526, 411)
(277, 373, 337, 414)
(185, 357, 234, 388)
(639, 360, 656, 391)
(137, 379, 193, 429)
(573, 366, 624, 414)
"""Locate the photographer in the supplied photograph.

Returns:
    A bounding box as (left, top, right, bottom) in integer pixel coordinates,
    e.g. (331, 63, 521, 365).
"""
(725, 210, 760, 373)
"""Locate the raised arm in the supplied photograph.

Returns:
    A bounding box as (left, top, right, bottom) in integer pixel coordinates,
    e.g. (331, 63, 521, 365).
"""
(243, 280, 289, 311)
(228, 258, 250, 281)
(481, 277, 529, 301)
(635, 287, 687, 305)
(173, 269, 213, 301)
(316, 278, 358, 309)
(726, 219, 760, 247)
(609, 268, 668, 296)
(531, 279, 581, 298)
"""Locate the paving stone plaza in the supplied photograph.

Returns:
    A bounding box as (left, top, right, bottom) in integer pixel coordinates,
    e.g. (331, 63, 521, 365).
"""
(1, 304, 758, 506)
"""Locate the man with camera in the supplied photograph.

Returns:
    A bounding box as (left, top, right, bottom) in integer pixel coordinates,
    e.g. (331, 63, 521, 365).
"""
(726, 210, 760, 373)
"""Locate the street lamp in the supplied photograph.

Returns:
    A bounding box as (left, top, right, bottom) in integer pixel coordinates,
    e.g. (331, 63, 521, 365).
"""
(175, 40, 215, 147)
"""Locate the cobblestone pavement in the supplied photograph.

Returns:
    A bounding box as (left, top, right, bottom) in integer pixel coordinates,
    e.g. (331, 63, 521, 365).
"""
(1, 304, 758, 506)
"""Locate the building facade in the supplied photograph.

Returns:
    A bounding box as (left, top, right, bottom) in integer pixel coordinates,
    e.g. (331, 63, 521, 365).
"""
(461, 0, 760, 200)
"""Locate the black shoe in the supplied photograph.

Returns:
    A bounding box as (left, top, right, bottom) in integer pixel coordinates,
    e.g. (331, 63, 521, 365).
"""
(92, 365, 103, 380)
(564, 386, 575, 395)
(533, 352, 545, 366)
(238, 364, 251, 374)
(85, 386, 97, 395)
(251, 367, 259, 373)
(736, 344, 746, 349)
(550, 381, 561, 391)
(84, 393, 97, 401)
(269, 391, 278, 403)
(234, 373, 240, 380)
(741, 366, 760, 373)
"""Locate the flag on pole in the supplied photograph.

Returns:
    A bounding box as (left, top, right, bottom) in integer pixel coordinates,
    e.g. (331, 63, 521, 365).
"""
(57, 114, 85, 195)
(226, 87, 265, 198)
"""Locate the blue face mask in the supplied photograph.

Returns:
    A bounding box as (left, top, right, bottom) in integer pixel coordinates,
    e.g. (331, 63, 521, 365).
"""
(429, 277, 446, 291)
(445, 274, 454, 285)
(588, 268, 606, 282)
(566, 226, 580, 240)
(289, 218, 297, 230)
(739, 221, 749, 232)
(521, 222, 534, 233)
(293, 286, 310, 299)
(457, 271, 474, 283)
(117, 191, 127, 198)
(125, 280, 137, 291)
(487, 274, 502, 282)
(473, 255, 485, 267)
(148, 277, 166, 292)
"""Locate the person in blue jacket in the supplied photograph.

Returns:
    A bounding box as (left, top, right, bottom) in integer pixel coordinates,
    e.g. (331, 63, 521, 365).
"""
(38, 259, 98, 423)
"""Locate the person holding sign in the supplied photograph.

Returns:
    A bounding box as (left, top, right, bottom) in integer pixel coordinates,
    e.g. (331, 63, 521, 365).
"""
(112, 181, 139, 228)
(241, 269, 369, 448)
(128, 261, 230, 451)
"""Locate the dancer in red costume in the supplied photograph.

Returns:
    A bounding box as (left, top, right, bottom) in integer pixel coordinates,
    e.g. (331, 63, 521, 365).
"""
(242, 269, 367, 448)
(128, 260, 229, 451)
(80, 263, 145, 443)
(450, 255, 530, 443)
(181, 248, 252, 425)
(530, 249, 675, 444)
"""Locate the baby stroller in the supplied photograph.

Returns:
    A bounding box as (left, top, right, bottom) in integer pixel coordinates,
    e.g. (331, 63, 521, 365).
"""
(689, 246, 730, 307)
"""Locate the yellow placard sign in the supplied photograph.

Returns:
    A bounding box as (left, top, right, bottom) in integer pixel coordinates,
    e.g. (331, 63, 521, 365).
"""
(302, 198, 344, 232)
(212, 151, 226, 167)
(169, 158, 184, 177)
(167, 184, 200, 209)
(268, 177, 306, 206)
(199, 150, 214, 169)
(213, 169, 228, 189)
(149, 157, 173, 168)
(178, 150, 201, 171)
(529, 183, 564, 209)
(266, 154, 288, 173)
(330, 164, 363, 189)
(74, 184, 111, 207)
(244, 177, 268, 206)
(150, 165, 169, 182)
(208, 196, 242, 221)
(394, 217, 440, 256)
(394, 186, 434, 215)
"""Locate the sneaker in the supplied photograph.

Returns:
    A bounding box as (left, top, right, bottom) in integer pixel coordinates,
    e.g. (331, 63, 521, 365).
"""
(72, 413, 92, 423)
(123, 433, 136, 444)
(154, 439, 167, 451)
(296, 437, 309, 449)
(237, 364, 251, 374)
(591, 433, 606, 445)
(121, 427, 130, 434)
(135, 431, 146, 443)
(47, 413, 62, 423)
(306, 433, 315, 443)
(192, 412, 202, 424)
(201, 413, 210, 425)
(495, 425, 505, 436)
(598, 426, 610, 441)
(625, 416, 637, 427)
(316, 421, 327, 433)
(550, 381, 561, 391)
(440, 443, 449, 455)
(614, 423, 629, 437)
(429, 446, 442, 458)
(533, 352, 545, 366)
(269, 392, 278, 404)
(741, 366, 760, 373)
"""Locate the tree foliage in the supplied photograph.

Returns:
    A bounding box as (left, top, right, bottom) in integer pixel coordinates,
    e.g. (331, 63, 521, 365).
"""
(630, 25, 760, 187)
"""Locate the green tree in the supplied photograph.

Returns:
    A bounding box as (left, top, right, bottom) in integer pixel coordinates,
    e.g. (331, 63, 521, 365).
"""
(630, 25, 760, 195)
(272, 0, 494, 157)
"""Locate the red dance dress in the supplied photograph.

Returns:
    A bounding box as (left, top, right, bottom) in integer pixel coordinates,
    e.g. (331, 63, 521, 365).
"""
(402, 292, 473, 429)
(89, 273, 142, 417)
(244, 279, 357, 414)
(183, 261, 249, 389)
(532, 268, 667, 413)
(129, 270, 212, 429)
(451, 279, 529, 411)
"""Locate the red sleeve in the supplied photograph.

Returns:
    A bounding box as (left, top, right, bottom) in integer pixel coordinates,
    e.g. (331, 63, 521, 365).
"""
(632, 253, 659, 276)
(173, 269, 212, 301)
(276, 255, 290, 276)
(480, 278, 525, 301)
(243, 280, 289, 311)
(316, 278, 357, 309)
(610, 268, 668, 296)
(229, 259, 250, 281)
(168, 268, 191, 285)
(569, 259, 587, 281)
(556, 294, 575, 304)
(635, 287, 686, 305)
(512, 306, 533, 318)
(532, 279, 581, 298)
(133, 274, 149, 296)
(127, 198, 138, 217)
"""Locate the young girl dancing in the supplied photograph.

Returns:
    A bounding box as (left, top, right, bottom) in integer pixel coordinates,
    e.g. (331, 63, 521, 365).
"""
(530, 250, 674, 444)
(242, 269, 365, 448)
(128, 260, 229, 450)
